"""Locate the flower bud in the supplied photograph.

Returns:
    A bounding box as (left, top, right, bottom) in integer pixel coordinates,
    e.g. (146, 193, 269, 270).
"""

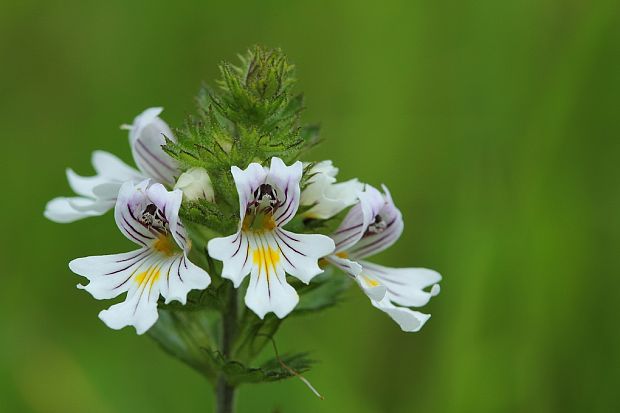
(174, 167, 214, 202)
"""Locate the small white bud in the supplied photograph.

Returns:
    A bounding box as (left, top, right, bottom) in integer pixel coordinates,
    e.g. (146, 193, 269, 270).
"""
(174, 167, 215, 202)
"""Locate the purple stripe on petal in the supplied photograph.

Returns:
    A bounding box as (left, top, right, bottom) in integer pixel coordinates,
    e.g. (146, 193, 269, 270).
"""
(121, 222, 148, 246)
(177, 257, 184, 282)
(135, 146, 171, 183)
(116, 249, 149, 263)
(273, 236, 296, 268)
(137, 140, 176, 172)
(333, 223, 363, 235)
(277, 230, 300, 243)
(275, 230, 306, 257)
(231, 233, 243, 258)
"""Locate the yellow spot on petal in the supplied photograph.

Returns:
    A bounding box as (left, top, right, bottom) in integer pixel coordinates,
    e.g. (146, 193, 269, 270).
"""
(335, 251, 349, 259)
(252, 245, 280, 281)
(363, 275, 380, 287)
(135, 268, 161, 287)
(153, 234, 174, 257)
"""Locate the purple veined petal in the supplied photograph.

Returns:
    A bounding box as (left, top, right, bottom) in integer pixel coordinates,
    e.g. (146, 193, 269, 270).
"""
(267, 158, 303, 226)
(145, 183, 185, 250)
(273, 228, 335, 283)
(114, 180, 157, 246)
(70, 247, 155, 300)
(159, 253, 211, 305)
(331, 185, 384, 253)
(346, 185, 404, 260)
(127, 108, 179, 186)
(231, 163, 269, 220)
(244, 231, 298, 319)
(358, 260, 441, 308)
(207, 230, 252, 287)
(98, 257, 164, 335)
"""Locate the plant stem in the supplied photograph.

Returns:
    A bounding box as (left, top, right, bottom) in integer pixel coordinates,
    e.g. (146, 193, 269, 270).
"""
(216, 284, 237, 413)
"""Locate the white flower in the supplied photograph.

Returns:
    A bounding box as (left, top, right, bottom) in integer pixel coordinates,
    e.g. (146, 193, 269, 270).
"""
(326, 185, 441, 332)
(174, 167, 215, 202)
(300, 161, 363, 220)
(44, 107, 179, 223)
(208, 157, 335, 319)
(69, 180, 211, 334)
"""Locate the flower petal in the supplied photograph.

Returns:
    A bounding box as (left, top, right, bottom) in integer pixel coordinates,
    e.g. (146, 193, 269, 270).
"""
(331, 185, 384, 252)
(144, 183, 185, 248)
(98, 270, 162, 335)
(66, 168, 109, 198)
(244, 233, 298, 319)
(274, 229, 335, 283)
(301, 161, 363, 220)
(71, 248, 167, 334)
(267, 157, 303, 226)
(114, 180, 158, 246)
(207, 231, 252, 287)
(127, 108, 179, 186)
(160, 254, 211, 304)
(45, 151, 143, 223)
(231, 163, 268, 220)
(91, 150, 144, 181)
(70, 248, 153, 299)
(346, 185, 404, 259)
(325, 254, 363, 278)
(359, 261, 441, 307)
(371, 298, 431, 332)
(44, 197, 111, 223)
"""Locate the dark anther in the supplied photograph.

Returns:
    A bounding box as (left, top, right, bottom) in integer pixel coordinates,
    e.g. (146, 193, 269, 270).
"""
(250, 184, 281, 214)
(140, 203, 168, 233)
(366, 215, 387, 235)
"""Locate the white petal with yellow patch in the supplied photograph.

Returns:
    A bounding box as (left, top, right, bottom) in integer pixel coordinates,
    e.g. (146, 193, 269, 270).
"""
(327, 184, 441, 332)
(208, 157, 335, 319)
(300, 160, 364, 220)
(69, 180, 210, 334)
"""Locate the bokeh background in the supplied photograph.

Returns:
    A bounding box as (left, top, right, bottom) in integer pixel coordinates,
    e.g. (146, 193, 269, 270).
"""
(1, 0, 619, 412)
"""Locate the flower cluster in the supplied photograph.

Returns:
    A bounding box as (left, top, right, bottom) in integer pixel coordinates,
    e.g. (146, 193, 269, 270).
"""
(45, 48, 441, 342)
(46, 109, 440, 334)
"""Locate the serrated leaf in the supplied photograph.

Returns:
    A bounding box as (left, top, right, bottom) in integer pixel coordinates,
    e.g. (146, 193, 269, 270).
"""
(207, 350, 315, 385)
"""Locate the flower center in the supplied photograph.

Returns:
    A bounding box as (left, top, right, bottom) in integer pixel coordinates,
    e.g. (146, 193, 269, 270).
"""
(153, 234, 175, 257)
(366, 215, 387, 235)
(139, 203, 169, 235)
(242, 213, 276, 232)
(243, 184, 281, 233)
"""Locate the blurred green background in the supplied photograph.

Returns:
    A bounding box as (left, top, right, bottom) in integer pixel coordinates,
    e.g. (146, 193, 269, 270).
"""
(1, 0, 619, 412)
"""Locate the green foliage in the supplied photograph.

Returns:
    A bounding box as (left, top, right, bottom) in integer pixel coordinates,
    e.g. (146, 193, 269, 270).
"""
(151, 46, 353, 396)
(207, 350, 315, 386)
(293, 268, 352, 314)
(163, 45, 322, 230)
(148, 308, 220, 383)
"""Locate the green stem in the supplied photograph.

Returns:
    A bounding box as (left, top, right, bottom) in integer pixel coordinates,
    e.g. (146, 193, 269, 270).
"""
(216, 284, 238, 413)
